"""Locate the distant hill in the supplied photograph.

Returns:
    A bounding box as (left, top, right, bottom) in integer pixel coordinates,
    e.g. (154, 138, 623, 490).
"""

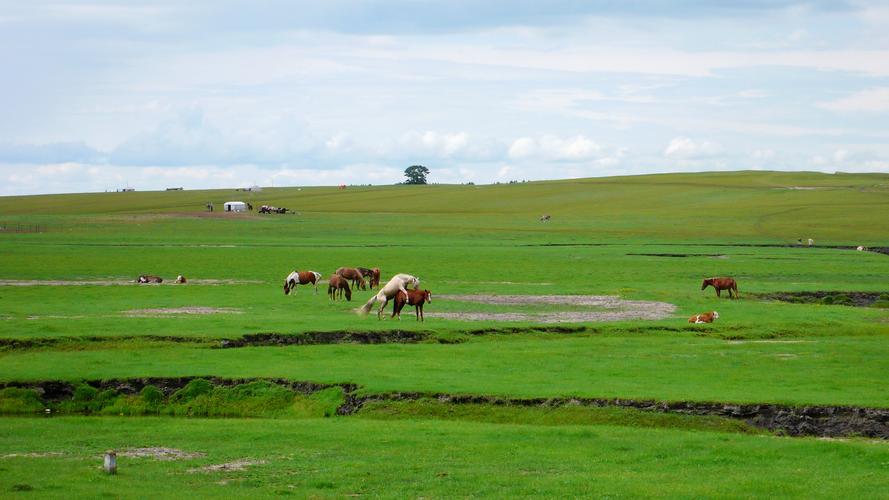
(1, 171, 887, 243)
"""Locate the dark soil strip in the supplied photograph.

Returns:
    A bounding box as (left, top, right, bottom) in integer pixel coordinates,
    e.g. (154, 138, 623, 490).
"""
(0, 326, 599, 352)
(0, 377, 356, 401)
(341, 391, 889, 439)
(627, 253, 726, 258)
(3, 377, 887, 438)
(524, 242, 889, 256)
(217, 330, 433, 348)
(756, 291, 889, 308)
(0, 335, 211, 351)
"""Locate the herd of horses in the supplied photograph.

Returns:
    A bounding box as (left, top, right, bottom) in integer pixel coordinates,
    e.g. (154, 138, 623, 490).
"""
(258, 205, 290, 214)
(283, 267, 738, 323)
(284, 268, 431, 321)
(136, 274, 186, 284)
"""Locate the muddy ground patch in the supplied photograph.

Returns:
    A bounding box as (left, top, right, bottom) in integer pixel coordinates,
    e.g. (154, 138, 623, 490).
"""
(430, 295, 676, 323)
(122, 307, 243, 317)
(757, 291, 889, 307)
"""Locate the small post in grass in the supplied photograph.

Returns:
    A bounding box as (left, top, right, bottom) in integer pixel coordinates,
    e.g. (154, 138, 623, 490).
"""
(103, 451, 117, 475)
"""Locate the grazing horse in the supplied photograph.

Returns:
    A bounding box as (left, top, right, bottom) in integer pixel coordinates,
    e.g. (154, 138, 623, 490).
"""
(284, 270, 322, 295)
(358, 273, 420, 318)
(327, 274, 352, 301)
(392, 289, 432, 321)
(175, 275, 187, 284)
(336, 267, 367, 291)
(356, 267, 381, 288)
(701, 277, 738, 299)
(688, 311, 719, 324)
(539, 214, 551, 222)
(137, 275, 163, 284)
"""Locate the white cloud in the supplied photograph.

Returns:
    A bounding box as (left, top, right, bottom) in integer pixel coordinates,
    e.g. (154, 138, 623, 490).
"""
(819, 88, 889, 113)
(508, 134, 602, 161)
(663, 137, 723, 159)
(397, 130, 470, 158)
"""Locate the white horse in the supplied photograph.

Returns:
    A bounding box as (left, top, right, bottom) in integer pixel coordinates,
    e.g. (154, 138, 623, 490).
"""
(358, 273, 420, 318)
(284, 271, 322, 295)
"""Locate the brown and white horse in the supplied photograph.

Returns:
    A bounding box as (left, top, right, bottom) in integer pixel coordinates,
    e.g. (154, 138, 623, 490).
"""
(175, 275, 187, 284)
(688, 311, 719, 323)
(327, 274, 352, 301)
(336, 267, 367, 291)
(284, 270, 322, 295)
(392, 289, 432, 321)
(701, 277, 738, 299)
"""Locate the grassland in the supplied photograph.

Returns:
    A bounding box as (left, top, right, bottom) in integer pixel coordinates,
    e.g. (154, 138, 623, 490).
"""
(1, 171, 888, 497)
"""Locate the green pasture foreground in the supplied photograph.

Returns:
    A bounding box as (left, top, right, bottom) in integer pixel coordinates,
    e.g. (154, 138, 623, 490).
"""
(2, 334, 887, 408)
(1, 417, 887, 498)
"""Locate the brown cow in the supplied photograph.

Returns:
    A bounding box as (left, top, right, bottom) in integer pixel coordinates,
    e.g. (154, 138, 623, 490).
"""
(701, 277, 738, 299)
(327, 274, 352, 301)
(392, 289, 432, 321)
(688, 311, 719, 324)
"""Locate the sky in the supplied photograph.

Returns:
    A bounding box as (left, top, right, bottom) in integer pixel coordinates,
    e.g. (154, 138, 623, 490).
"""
(1, 0, 889, 195)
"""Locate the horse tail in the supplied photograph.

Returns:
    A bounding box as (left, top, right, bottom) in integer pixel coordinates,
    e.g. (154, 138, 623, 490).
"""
(358, 294, 379, 314)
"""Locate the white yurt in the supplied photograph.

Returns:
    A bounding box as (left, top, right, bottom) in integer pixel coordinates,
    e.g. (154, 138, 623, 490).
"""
(224, 201, 247, 212)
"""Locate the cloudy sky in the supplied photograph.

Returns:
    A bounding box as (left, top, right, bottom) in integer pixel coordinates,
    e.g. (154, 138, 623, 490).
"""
(2, 1, 889, 194)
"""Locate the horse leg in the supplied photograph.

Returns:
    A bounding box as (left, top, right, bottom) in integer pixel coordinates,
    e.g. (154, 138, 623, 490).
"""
(377, 298, 388, 320)
(716, 288, 721, 298)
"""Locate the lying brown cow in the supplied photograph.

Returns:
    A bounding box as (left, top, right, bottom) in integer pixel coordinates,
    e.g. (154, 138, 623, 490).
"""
(688, 311, 719, 324)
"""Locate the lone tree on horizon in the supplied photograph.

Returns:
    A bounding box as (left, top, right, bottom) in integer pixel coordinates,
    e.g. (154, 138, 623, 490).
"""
(403, 165, 429, 185)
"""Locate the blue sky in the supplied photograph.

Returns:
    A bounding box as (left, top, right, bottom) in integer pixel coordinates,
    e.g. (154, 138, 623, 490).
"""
(1, 1, 888, 194)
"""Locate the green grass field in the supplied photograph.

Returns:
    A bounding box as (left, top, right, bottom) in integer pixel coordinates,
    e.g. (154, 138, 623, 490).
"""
(1, 171, 888, 497)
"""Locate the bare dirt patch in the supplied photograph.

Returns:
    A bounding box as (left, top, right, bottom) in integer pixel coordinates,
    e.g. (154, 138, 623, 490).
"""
(188, 459, 266, 473)
(1, 451, 64, 459)
(430, 295, 675, 323)
(117, 447, 205, 461)
(122, 307, 243, 317)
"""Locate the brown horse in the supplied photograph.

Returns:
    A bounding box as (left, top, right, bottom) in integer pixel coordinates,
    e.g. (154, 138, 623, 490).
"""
(137, 275, 163, 284)
(701, 277, 738, 299)
(336, 267, 366, 291)
(392, 289, 432, 321)
(356, 267, 381, 288)
(328, 274, 352, 301)
(284, 271, 322, 295)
